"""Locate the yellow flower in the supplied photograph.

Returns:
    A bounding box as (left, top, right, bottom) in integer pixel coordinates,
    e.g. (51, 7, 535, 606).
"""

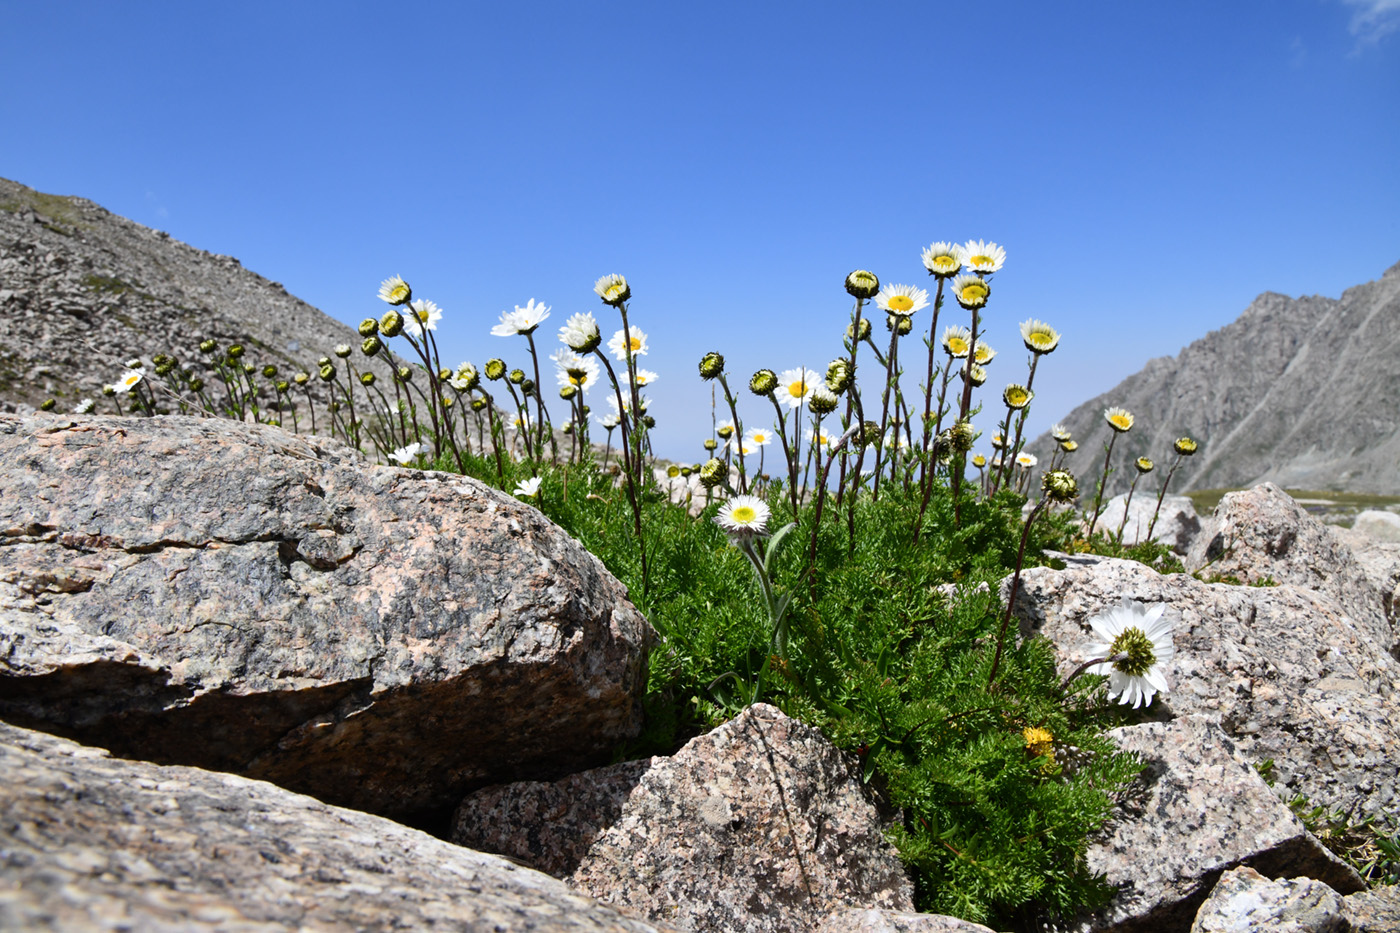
(1019, 319, 1061, 355)
(874, 283, 930, 317)
(920, 241, 963, 278)
(962, 240, 1006, 274)
(952, 274, 990, 310)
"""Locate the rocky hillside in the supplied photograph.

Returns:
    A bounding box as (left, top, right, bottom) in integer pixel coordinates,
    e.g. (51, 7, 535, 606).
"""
(1031, 260, 1400, 495)
(0, 176, 380, 411)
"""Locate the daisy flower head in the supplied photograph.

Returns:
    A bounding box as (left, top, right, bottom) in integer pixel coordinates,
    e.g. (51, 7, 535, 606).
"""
(808, 384, 839, 415)
(972, 453, 987, 468)
(874, 283, 930, 318)
(492, 299, 549, 338)
(1016, 452, 1037, 468)
(114, 368, 146, 394)
(1086, 599, 1175, 709)
(1020, 319, 1061, 355)
(952, 274, 990, 311)
(605, 392, 649, 416)
(942, 325, 972, 358)
(1051, 423, 1072, 442)
(378, 275, 412, 306)
(812, 426, 838, 451)
(594, 273, 630, 307)
(777, 366, 819, 410)
(962, 240, 1006, 274)
(699, 351, 726, 380)
(921, 241, 964, 278)
(1059, 438, 1079, 453)
(627, 368, 660, 388)
(596, 411, 621, 430)
(968, 365, 988, 386)
(973, 342, 997, 365)
(389, 442, 423, 465)
(744, 426, 773, 448)
(608, 325, 648, 362)
(403, 299, 442, 337)
(513, 476, 542, 499)
(1003, 383, 1033, 410)
(451, 362, 480, 392)
(715, 418, 736, 439)
(715, 494, 771, 539)
(845, 269, 880, 300)
(558, 311, 601, 352)
(1135, 456, 1155, 473)
(1174, 436, 1199, 456)
(552, 348, 600, 392)
(1104, 407, 1135, 433)
(73, 398, 95, 414)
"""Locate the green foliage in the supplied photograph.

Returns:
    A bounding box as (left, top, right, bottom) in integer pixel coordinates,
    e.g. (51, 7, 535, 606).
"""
(1075, 530, 1186, 575)
(445, 450, 1140, 928)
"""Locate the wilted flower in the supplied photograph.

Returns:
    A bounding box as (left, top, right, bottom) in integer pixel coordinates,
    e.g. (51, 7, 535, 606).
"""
(1104, 407, 1135, 433)
(378, 275, 412, 306)
(874, 283, 930, 317)
(962, 240, 1006, 274)
(608, 326, 648, 361)
(1086, 599, 1175, 709)
(716, 494, 770, 538)
(920, 241, 963, 278)
(1020, 319, 1061, 355)
(389, 442, 423, 465)
(513, 476, 543, 498)
(952, 274, 990, 310)
(845, 269, 880, 299)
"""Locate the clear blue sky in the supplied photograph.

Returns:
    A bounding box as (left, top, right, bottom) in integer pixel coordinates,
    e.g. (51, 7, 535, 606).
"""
(3, 1, 1398, 463)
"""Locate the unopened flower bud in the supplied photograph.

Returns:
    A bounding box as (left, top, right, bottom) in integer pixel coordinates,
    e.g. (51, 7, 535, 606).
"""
(699, 458, 726, 488)
(39, 398, 56, 411)
(199, 339, 219, 354)
(846, 318, 872, 341)
(1174, 437, 1199, 456)
(845, 269, 880, 300)
(379, 310, 405, 337)
(333, 344, 351, 359)
(276, 380, 290, 393)
(360, 372, 376, 386)
(471, 396, 488, 412)
(243, 363, 256, 375)
(262, 364, 278, 378)
(1042, 469, 1080, 503)
(887, 314, 913, 336)
(749, 369, 777, 396)
(508, 368, 525, 385)
(319, 365, 336, 382)
(716, 424, 734, 439)
(228, 345, 245, 359)
(358, 318, 379, 337)
(825, 359, 852, 394)
(362, 336, 382, 357)
(397, 366, 414, 382)
(699, 352, 725, 380)
(560, 384, 578, 400)
(703, 438, 718, 451)
(189, 378, 205, 392)
(485, 359, 506, 381)
(861, 420, 881, 446)
(667, 465, 681, 478)
(1135, 457, 1155, 473)
(808, 385, 839, 415)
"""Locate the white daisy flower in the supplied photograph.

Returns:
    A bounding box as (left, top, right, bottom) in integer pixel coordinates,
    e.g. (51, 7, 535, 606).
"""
(942, 326, 972, 358)
(607, 326, 648, 362)
(627, 368, 660, 388)
(605, 392, 650, 415)
(744, 426, 774, 447)
(961, 240, 1006, 274)
(1020, 319, 1061, 355)
(593, 273, 630, 306)
(812, 426, 838, 451)
(403, 299, 443, 337)
(920, 241, 964, 278)
(513, 476, 542, 498)
(776, 366, 818, 410)
(1015, 452, 1037, 468)
(1104, 407, 1135, 433)
(874, 283, 931, 317)
(389, 442, 423, 465)
(1085, 599, 1175, 709)
(596, 411, 621, 430)
(552, 348, 600, 392)
(1051, 423, 1072, 442)
(73, 398, 95, 414)
(113, 368, 146, 394)
(378, 275, 412, 305)
(491, 298, 549, 337)
(558, 311, 601, 352)
(951, 274, 990, 310)
(715, 494, 770, 537)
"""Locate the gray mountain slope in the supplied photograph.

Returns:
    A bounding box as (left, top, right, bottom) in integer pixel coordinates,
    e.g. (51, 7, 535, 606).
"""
(0, 176, 386, 411)
(1028, 260, 1400, 495)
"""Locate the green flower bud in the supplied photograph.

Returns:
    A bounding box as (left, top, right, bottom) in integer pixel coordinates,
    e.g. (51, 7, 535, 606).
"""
(199, 339, 219, 354)
(887, 314, 913, 336)
(485, 359, 506, 381)
(845, 269, 880, 300)
(379, 310, 405, 338)
(825, 359, 852, 394)
(562, 421, 574, 434)
(334, 344, 352, 359)
(703, 438, 718, 451)
(318, 364, 336, 382)
(1174, 437, 1199, 456)
(861, 420, 881, 446)
(362, 336, 383, 357)
(471, 396, 488, 411)
(397, 366, 414, 382)
(228, 345, 245, 359)
(276, 380, 290, 393)
(699, 458, 726, 489)
(441, 393, 454, 409)
(667, 465, 681, 478)
(155, 359, 176, 376)
(808, 386, 839, 415)
(102, 385, 116, 396)
(509, 369, 525, 385)
(1135, 457, 1155, 473)
(947, 420, 976, 452)
(358, 318, 380, 337)
(749, 369, 777, 396)
(189, 378, 205, 392)
(317, 356, 331, 368)
(262, 364, 278, 378)
(243, 363, 256, 375)
(360, 372, 376, 387)
(698, 352, 725, 380)
(1042, 469, 1080, 503)
(439, 367, 453, 382)
(642, 415, 656, 429)
(560, 383, 579, 400)
(845, 317, 872, 342)
(39, 398, 56, 411)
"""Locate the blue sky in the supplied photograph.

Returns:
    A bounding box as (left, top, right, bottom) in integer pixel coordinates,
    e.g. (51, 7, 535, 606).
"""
(2, 1, 1398, 463)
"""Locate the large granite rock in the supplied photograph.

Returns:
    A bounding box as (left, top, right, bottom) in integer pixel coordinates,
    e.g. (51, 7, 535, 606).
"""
(1096, 492, 1201, 552)
(1188, 867, 1346, 933)
(0, 414, 652, 820)
(813, 909, 997, 932)
(1073, 717, 1360, 933)
(1007, 553, 1400, 818)
(453, 704, 914, 933)
(0, 722, 674, 933)
(1351, 510, 1400, 543)
(1185, 483, 1390, 649)
(1334, 525, 1400, 637)
(1342, 884, 1400, 932)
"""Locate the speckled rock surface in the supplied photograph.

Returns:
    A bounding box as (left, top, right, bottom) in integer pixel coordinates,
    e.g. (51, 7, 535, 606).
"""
(1007, 553, 1400, 818)
(0, 722, 675, 933)
(453, 704, 914, 933)
(0, 414, 652, 820)
(1342, 884, 1400, 932)
(1188, 867, 1346, 933)
(1184, 483, 1389, 649)
(1071, 717, 1360, 933)
(1334, 525, 1400, 639)
(1096, 493, 1201, 552)
(1351, 510, 1400, 543)
(812, 908, 997, 932)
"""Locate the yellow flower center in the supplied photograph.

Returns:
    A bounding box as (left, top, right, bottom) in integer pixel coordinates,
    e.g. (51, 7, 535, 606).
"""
(961, 283, 989, 303)
(1109, 414, 1132, 431)
(788, 380, 806, 398)
(389, 284, 410, 303)
(416, 309, 430, 323)
(1030, 334, 1052, 348)
(123, 374, 140, 387)
(947, 338, 968, 355)
(753, 432, 767, 443)
(628, 337, 642, 351)
(971, 254, 993, 268)
(732, 505, 757, 524)
(933, 256, 956, 271)
(888, 294, 915, 312)
(605, 284, 626, 302)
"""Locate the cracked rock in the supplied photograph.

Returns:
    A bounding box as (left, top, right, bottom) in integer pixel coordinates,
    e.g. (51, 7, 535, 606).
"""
(0, 414, 653, 821)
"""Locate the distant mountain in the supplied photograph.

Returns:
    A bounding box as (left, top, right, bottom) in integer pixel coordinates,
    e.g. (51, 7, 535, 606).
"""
(0, 177, 381, 412)
(1028, 260, 1400, 495)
